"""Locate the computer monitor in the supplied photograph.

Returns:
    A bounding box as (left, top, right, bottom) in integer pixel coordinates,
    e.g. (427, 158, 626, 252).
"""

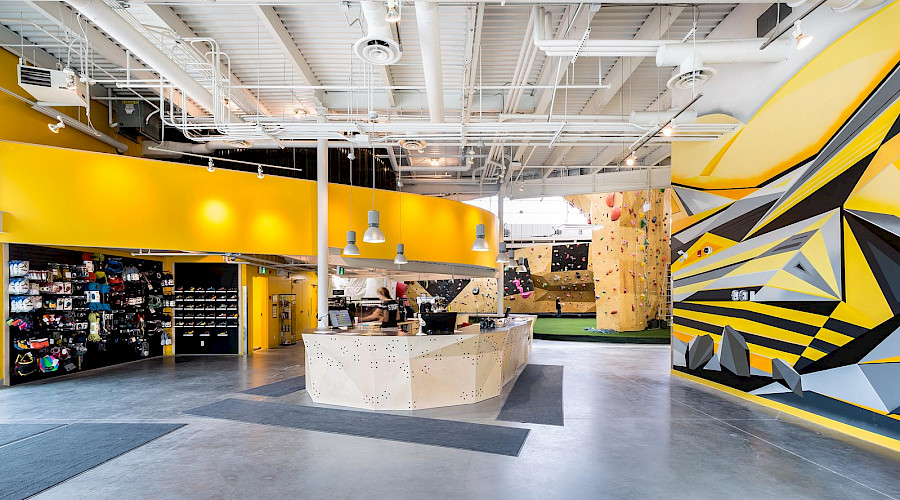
(421, 312, 457, 335)
(328, 309, 353, 328)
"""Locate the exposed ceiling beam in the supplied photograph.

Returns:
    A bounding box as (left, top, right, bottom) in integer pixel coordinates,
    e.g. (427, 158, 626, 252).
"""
(26, 0, 206, 117)
(544, 7, 683, 175)
(251, 4, 326, 112)
(641, 146, 671, 167)
(143, 4, 271, 116)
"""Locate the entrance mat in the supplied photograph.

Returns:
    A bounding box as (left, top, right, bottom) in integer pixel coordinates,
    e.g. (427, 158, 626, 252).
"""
(241, 375, 306, 397)
(0, 424, 62, 447)
(185, 398, 529, 456)
(497, 364, 564, 426)
(0, 423, 184, 500)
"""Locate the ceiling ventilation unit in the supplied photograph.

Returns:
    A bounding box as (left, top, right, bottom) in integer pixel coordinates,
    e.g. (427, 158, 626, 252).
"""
(398, 138, 427, 152)
(17, 65, 88, 108)
(353, 36, 402, 65)
(666, 55, 717, 90)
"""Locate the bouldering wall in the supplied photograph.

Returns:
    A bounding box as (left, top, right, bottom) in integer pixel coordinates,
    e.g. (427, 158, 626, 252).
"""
(405, 278, 498, 314)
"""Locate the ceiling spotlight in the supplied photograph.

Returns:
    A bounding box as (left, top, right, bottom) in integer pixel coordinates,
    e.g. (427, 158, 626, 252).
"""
(792, 20, 814, 51)
(48, 116, 65, 134)
(495, 242, 510, 264)
(471, 223, 490, 252)
(363, 210, 386, 243)
(661, 125, 674, 137)
(625, 153, 636, 167)
(343, 230, 360, 256)
(393, 243, 408, 265)
(385, 0, 401, 23)
(207, 158, 215, 172)
(430, 157, 440, 167)
(294, 108, 308, 116)
(257, 166, 264, 179)
(347, 147, 356, 160)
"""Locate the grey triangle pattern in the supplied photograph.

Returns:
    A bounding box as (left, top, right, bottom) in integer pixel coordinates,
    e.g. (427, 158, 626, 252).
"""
(673, 186, 733, 216)
(859, 363, 900, 414)
(846, 210, 900, 238)
(801, 364, 889, 413)
(751, 382, 791, 396)
(784, 252, 839, 298)
(861, 325, 900, 363)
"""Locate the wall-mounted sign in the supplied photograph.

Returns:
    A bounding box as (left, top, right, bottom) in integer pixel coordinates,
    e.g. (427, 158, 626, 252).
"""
(259, 266, 267, 274)
(337, 266, 345, 276)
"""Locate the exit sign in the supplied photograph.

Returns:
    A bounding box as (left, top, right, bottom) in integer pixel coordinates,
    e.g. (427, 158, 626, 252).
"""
(337, 266, 345, 276)
(259, 266, 267, 274)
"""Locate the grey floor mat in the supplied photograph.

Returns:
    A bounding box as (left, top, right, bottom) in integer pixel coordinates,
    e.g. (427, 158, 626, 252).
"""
(186, 398, 529, 456)
(241, 375, 306, 397)
(0, 424, 62, 447)
(497, 364, 565, 426)
(0, 423, 184, 500)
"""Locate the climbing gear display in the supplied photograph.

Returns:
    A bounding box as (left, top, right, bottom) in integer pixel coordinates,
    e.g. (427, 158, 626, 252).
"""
(5, 247, 176, 384)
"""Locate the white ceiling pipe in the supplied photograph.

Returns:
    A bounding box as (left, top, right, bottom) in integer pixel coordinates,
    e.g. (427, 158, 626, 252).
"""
(414, 1, 445, 123)
(656, 39, 792, 66)
(63, 0, 242, 124)
(788, 0, 887, 11)
(143, 140, 362, 156)
(360, 1, 395, 41)
(629, 110, 697, 126)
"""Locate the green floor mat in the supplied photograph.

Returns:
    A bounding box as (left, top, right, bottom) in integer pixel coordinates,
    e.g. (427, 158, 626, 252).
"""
(533, 318, 670, 344)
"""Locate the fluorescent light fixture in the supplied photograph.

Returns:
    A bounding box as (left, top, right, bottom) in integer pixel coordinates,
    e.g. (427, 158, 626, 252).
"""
(343, 230, 360, 256)
(557, 223, 604, 231)
(471, 223, 490, 252)
(363, 210, 385, 243)
(48, 116, 65, 134)
(393, 243, 408, 264)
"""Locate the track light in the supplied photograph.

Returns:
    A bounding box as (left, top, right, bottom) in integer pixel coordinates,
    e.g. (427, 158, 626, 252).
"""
(257, 166, 264, 179)
(385, 0, 401, 23)
(343, 230, 360, 256)
(430, 157, 440, 167)
(661, 125, 674, 137)
(363, 210, 385, 243)
(294, 108, 308, 116)
(207, 158, 215, 172)
(792, 21, 814, 50)
(48, 116, 65, 134)
(625, 153, 636, 167)
(393, 243, 408, 264)
(471, 223, 490, 252)
(495, 242, 510, 264)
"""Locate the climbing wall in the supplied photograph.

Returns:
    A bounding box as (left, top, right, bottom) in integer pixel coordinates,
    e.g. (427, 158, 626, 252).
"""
(579, 190, 670, 331)
(405, 190, 670, 331)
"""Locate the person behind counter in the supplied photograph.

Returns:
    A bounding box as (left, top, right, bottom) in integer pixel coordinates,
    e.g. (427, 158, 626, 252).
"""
(360, 287, 400, 328)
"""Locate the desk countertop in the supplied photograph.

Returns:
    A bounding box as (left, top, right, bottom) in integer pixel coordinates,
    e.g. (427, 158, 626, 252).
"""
(303, 316, 533, 337)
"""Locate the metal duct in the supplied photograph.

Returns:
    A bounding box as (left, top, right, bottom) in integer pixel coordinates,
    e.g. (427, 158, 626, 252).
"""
(655, 39, 792, 66)
(414, 1, 445, 123)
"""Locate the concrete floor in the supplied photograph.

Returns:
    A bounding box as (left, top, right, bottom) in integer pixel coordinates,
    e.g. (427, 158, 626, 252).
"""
(1, 340, 899, 500)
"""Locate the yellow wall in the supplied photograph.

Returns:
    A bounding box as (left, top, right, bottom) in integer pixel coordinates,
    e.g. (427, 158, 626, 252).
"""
(0, 50, 141, 156)
(0, 141, 499, 267)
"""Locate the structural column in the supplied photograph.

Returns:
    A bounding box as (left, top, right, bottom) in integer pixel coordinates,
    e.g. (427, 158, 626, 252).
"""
(317, 138, 329, 329)
(497, 189, 504, 314)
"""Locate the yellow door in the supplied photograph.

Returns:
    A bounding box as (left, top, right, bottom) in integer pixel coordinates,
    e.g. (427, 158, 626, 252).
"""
(251, 276, 268, 350)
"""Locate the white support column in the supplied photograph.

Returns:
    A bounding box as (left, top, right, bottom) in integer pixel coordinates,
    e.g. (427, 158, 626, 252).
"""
(317, 138, 329, 328)
(497, 191, 505, 314)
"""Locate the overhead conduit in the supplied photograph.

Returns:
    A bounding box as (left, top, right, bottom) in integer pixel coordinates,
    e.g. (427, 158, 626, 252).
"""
(63, 0, 243, 125)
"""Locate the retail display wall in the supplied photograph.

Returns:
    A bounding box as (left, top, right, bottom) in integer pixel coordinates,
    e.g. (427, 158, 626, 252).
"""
(173, 263, 240, 355)
(5, 244, 171, 384)
(670, 3, 900, 444)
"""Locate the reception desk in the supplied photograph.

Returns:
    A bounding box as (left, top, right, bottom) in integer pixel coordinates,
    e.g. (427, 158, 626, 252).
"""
(301, 316, 535, 410)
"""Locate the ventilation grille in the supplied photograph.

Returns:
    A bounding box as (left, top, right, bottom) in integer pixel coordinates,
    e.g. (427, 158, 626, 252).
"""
(18, 66, 52, 88)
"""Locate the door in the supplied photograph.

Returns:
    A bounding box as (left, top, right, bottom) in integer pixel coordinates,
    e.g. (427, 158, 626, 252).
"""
(251, 276, 269, 350)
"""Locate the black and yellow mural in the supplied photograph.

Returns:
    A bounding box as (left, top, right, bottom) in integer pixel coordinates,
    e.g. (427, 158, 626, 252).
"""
(671, 4, 900, 442)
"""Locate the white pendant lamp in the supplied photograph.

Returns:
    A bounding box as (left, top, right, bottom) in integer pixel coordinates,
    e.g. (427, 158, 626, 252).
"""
(364, 148, 385, 243)
(343, 230, 360, 256)
(364, 210, 385, 243)
(516, 258, 527, 273)
(495, 241, 510, 264)
(472, 223, 490, 252)
(393, 243, 408, 265)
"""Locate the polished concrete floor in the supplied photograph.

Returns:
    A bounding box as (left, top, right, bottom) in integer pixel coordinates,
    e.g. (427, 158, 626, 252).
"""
(1, 341, 899, 499)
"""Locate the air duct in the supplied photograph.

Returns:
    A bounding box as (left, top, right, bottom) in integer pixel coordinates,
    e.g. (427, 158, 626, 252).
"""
(414, 1, 445, 123)
(63, 0, 242, 123)
(356, 1, 402, 65)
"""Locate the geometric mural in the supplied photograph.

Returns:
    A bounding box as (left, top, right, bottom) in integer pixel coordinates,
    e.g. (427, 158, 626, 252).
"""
(671, 4, 900, 440)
